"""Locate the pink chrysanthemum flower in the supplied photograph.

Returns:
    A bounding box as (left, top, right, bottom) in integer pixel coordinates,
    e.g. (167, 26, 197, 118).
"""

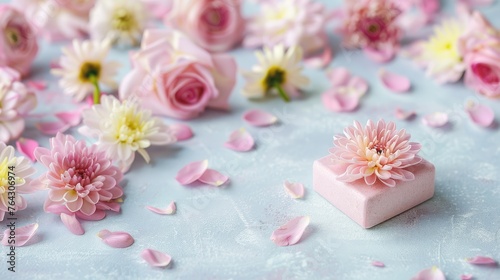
(330, 120, 422, 187)
(32, 133, 124, 235)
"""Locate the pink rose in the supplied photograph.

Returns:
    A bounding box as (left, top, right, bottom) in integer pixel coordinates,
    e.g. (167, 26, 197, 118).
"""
(0, 5, 38, 76)
(119, 29, 236, 120)
(167, 0, 244, 52)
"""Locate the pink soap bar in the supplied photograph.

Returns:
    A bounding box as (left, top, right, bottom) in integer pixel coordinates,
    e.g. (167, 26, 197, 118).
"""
(313, 155, 435, 228)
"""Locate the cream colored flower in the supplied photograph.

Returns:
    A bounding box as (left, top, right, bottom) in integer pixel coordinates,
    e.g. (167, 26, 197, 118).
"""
(52, 40, 119, 102)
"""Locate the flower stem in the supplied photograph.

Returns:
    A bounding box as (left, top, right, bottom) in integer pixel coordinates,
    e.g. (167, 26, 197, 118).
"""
(90, 75, 101, 105)
(274, 84, 290, 102)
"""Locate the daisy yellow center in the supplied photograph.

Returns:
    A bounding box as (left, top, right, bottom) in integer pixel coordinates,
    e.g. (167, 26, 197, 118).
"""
(0, 157, 20, 193)
(423, 20, 462, 62)
(112, 8, 136, 31)
(263, 66, 286, 90)
(113, 103, 151, 146)
(5, 27, 21, 47)
(79, 62, 101, 83)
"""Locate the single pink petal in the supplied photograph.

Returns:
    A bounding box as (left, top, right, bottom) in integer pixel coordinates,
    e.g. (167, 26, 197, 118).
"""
(146, 201, 176, 215)
(465, 101, 494, 128)
(55, 111, 83, 126)
(283, 181, 305, 199)
(16, 138, 39, 162)
(422, 112, 449, 127)
(460, 274, 473, 280)
(270, 216, 310, 246)
(1, 223, 38, 247)
(371, 261, 385, 268)
(322, 91, 360, 112)
(97, 229, 134, 248)
(170, 123, 193, 141)
(395, 108, 416, 120)
(411, 267, 446, 280)
(199, 169, 229, 186)
(327, 68, 351, 87)
(27, 80, 47, 91)
(50, 59, 61, 69)
(304, 47, 332, 69)
(224, 128, 255, 152)
(36, 121, 71, 135)
(379, 69, 411, 93)
(141, 248, 172, 268)
(243, 109, 278, 127)
(364, 47, 395, 63)
(175, 160, 209, 185)
(60, 213, 84, 235)
(466, 256, 497, 265)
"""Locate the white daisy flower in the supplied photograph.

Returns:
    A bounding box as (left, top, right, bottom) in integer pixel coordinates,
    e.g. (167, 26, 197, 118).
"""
(79, 95, 176, 173)
(242, 45, 309, 102)
(52, 40, 120, 103)
(90, 0, 149, 46)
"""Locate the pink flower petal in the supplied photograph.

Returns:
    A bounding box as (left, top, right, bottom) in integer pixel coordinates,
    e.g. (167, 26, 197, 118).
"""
(36, 121, 71, 135)
(141, 248, 172, 268)
(146, 201, 176, 215)
(327, 67, 351, 87)
(27, 80, 47, 91)
(16, 138, 39, 162)
(224, 128, 255, 152)
(270, 216, 310, 246)
(60, 213, 84, 235)
(175, 160, 209, 185)
(283, 181, 305, 199)
(304, 47, 332, 69)
(460, 274, 473, 280)
(371, 261, 385, 268)
(55, 111, 83, 126)
(379, 69, 411, 93)
(243, 109, 278, 127)
(170, 123, 193, 141)
(97, 230, 134, 248)
(199, 169, 229, 187)
(364, 47, 396, 63)
(50, 59, 61, 69)
(422, 112, 449, 127)
(395, 108, 417, 120)
(1, 223, 38, 247)
(411, 267, 446, 280)
(322, 91, 360, 112)
(465, 101, 495, 128)
(466, 256, 497, 265)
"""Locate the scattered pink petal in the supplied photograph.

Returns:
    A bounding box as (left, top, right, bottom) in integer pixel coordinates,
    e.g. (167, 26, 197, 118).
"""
(270, 216, 310, 246)
(422, 112, 449, 127)
(16, 138, 39, 162)
(379, 69, 411, 93)
(1, 223, 39, 247)
(283, 181, 305, 199)
(304, 47, 332, 69)
(60, 213, 84, 235)
(327, 67, 351, 87)
(55, 111, 83, 126)
(466, 256, 497, 265)
(97, 230, 134, 248)
(371, 261, 385, 268)
(146, 201, 176, 215)
(141, 248, 172, 268)
(199, 169, 229, 187)
(322, 91, 360, 112)
(170, 123, 193, 141)
(224, 128, 255, 152)
(175, 160, 209, 185)
(27, 80, 47, 91)
(50, 59, 61, 69)
(465, 101, 494, 128)
(243, 109, 278, 127)
(395, 108, 417, 120)
(459, 0, 493, 7)
(460, 274, 473, 280)
(364, 47, 395, 63)
(36, 121, 71, 135)
(411, 266, 446, 280)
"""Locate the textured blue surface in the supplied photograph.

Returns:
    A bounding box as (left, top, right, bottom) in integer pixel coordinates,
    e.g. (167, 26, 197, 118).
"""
(1, 0, 500, 279)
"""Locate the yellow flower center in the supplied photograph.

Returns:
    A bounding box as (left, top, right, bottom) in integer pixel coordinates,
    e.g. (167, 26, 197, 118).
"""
(423, 20, 462, 62)
(0, 157, 22, 195)
(112, 8, 136, 32)
(113, 102, 151, 146)
(79, 62, 101, 83)
(5, 28, 20, 47)
(263, 66, 287, 90)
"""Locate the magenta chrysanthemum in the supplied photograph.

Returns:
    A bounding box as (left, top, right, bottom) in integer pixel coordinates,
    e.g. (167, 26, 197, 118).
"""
(32, 133, 123, 234)
(330, 120, 422, 187)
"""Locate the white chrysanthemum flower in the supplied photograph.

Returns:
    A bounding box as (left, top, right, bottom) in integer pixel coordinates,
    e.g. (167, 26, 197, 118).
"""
(89, 0, 148, 46)
(52, 40, 120, 102)
(242, 45, 309, 102)
(79, 95, 176, 172)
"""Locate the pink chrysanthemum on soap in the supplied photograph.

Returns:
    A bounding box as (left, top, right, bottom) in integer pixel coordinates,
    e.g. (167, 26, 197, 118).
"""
(32, 133, 123, 234)
(330, 120, 422, 187)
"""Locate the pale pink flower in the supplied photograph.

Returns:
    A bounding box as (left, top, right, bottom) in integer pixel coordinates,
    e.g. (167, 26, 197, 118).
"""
(330, 120, 422, 187)
(32, 133, 124, 224)
(141, 0, 172, 19)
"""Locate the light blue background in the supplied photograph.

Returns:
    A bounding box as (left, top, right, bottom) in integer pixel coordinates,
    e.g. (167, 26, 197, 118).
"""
(1, 0, 500, 279)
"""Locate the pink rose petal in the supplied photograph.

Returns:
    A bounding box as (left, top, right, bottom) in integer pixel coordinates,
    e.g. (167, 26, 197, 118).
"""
(16, 138, 39, 162)
(60, 213, 84, 235)
(465, 101, 495, 128)
(170, 123, 193, 141)
(224, 128, 255, 152)
(199, 169, 229, 187)
(395, 108, 417, 120)
(270, 216, 310, 246)
(379, 69, 411, 93)
(27, 80, 47, 91)
(97, 230, 134, 248)
(460, 274, 473, 280)
(364, 47, 395, 63)
(146, 201, 176, 215)
(304, 47, 332, 69)
(50, 59, 61, 69)
(36, 121, 71, 135)
(322, 91, 360, 112)
(283, 181, 305, 199)
(243, 109, 278, 127)
(422, 112, 449, 127)
(327, 67, 351, 87)
(175, 160, 209, 185)
(371, 261, 385, 268)
(466, 256, 497, 265)
(411, 267, 446, 280)
(1, 223, 38, 247)
(55, 111, 83, 126)
(141, 248, 172, 268)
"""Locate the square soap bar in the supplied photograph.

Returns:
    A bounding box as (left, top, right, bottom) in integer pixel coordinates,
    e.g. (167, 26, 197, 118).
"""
(313, 155, 435, 229)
